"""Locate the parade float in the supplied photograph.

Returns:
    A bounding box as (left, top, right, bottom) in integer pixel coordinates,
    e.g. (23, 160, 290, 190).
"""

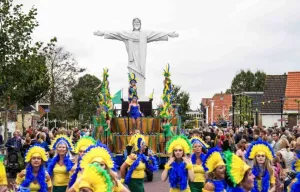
(92, 64, 181, 168)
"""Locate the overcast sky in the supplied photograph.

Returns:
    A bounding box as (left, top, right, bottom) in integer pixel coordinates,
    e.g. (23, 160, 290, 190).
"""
(19, 0, 300, 109)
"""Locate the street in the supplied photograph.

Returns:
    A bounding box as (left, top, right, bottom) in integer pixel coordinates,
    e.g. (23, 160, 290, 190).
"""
(7, 170, 169, 191)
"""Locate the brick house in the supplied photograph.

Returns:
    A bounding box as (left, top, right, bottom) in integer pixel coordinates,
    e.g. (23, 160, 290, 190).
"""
(206, 93, 232, 125)
(284, 72, 300, 127)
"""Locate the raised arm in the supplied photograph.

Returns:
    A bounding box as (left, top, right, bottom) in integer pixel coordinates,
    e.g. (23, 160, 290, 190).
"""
(93, 30, 134, 41)
(147, 31, 179, 43)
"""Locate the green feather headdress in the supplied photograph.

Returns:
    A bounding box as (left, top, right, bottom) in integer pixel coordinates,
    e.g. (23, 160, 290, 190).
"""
(166, 135, 192, 154)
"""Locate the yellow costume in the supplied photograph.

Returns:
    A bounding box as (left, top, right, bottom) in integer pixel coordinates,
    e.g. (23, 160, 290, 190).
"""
(202, 147, 226, 192)
(77, 142, 125, 192)
(16, 145, 52, 192)
(165, 135, 193, 192)
(288, 152, 300, 192)
(189, 136, 208, 192)
(68, 136, 96, 189)
(0, 155, 8, 186)
(79, 163, 114, 192)
(245, 140, 275, 192)
(49, 135, 75, 192)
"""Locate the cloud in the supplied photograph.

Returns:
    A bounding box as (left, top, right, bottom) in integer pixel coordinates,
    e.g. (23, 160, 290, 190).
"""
(18, 0, 300, 109)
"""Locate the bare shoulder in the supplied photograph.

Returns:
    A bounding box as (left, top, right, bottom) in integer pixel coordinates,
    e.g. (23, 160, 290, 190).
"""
(203, 182, 215, 191)
(129, 154, 137, 160)
(18, 170, 26, 178)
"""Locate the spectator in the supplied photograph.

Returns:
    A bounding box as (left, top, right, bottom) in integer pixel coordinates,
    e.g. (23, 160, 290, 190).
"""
(272, 132, 281, 153)
(236, 139, 247, 161)
(21, 137, 31, 157)
(26, 126, 33, 135)
(5, 131, 22, 152)
(38, 133, 50, 152)
(221, 133, 231, 151)
(42, 127, 51, 145)
(234, 127, 243, 144)
(205, 135, 213, 148)
(278, 138, 294, 171)
(0, 134, 3, 145)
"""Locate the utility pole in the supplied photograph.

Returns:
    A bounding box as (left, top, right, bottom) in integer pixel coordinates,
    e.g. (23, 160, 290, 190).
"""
(232, 93, 235, 127)
(280, 97, 284, 127)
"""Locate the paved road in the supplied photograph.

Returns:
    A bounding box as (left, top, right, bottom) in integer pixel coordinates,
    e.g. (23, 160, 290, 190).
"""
(144, 170, 169, 191)
(8, 170, 169, 191)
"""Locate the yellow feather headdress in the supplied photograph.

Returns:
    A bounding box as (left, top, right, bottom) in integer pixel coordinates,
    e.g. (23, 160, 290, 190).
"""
(224, 150, 250, 187)
(128, 133, 146, 151)
(50, 134, 74, 151)
(166, 135, 192, 154)
(190, 136, 210, 149)
(245, 140, 274, 160)
(80, 143, 115, 169)
(75, 136, 96, 154)
(202, 147, 225, 173)
(79, 163, 113, 192)
(25, 145, 48, 163)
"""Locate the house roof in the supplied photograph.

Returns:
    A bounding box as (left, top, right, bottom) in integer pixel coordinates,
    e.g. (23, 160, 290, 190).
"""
(260, 75, 287, 113)
(284, 71, 300, 110)
(242, 92, 264, 111)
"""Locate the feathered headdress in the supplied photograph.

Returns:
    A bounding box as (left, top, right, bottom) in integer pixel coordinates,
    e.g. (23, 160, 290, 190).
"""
(190, 136, 210, 149)
(166, 135, 192, 154)
(128, 133, 145, 151)
(80, 142, 115, 170)
(128, 72, 137, 83)
(163, 63, 171, 77)
(245, 140, 274, 160)
(75, 136, 96, 154)
(50, 134, 74, 152)
(25, 145, 48, 163)
(202, 147, 225, 173)
(0, 155, 8, 185)
(224, 150, 250, 187)
(78, 163, 113, 192)
(292, 152, 300, 172)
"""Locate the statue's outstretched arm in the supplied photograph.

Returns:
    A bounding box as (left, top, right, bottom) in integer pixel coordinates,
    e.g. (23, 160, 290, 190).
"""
(93, 30, 127, 41)
(94, 30, 105, 37)
(167, 31, 179, 38)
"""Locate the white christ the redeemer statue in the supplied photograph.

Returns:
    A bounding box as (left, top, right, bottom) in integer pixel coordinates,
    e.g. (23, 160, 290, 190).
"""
(94, 18, 179, 98)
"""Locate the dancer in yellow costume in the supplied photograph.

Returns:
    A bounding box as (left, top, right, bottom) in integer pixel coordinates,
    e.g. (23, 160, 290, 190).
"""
(0, 155, 8, 191)
(48, 135, 74, 192)
(245, 140, 275, 192)
(189, 136, 209, 192)
(78, 163, 114, 192)
(202, 147, 226, 192)
(68, 136, 96, 191)
(16, 145, 52, 192)
(161, 135, 194, 192)
(288, 152, 300, 192)
(74, 142, 128, 192)
(120, 133, 158, 192)
(224, 150, 255, 192)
